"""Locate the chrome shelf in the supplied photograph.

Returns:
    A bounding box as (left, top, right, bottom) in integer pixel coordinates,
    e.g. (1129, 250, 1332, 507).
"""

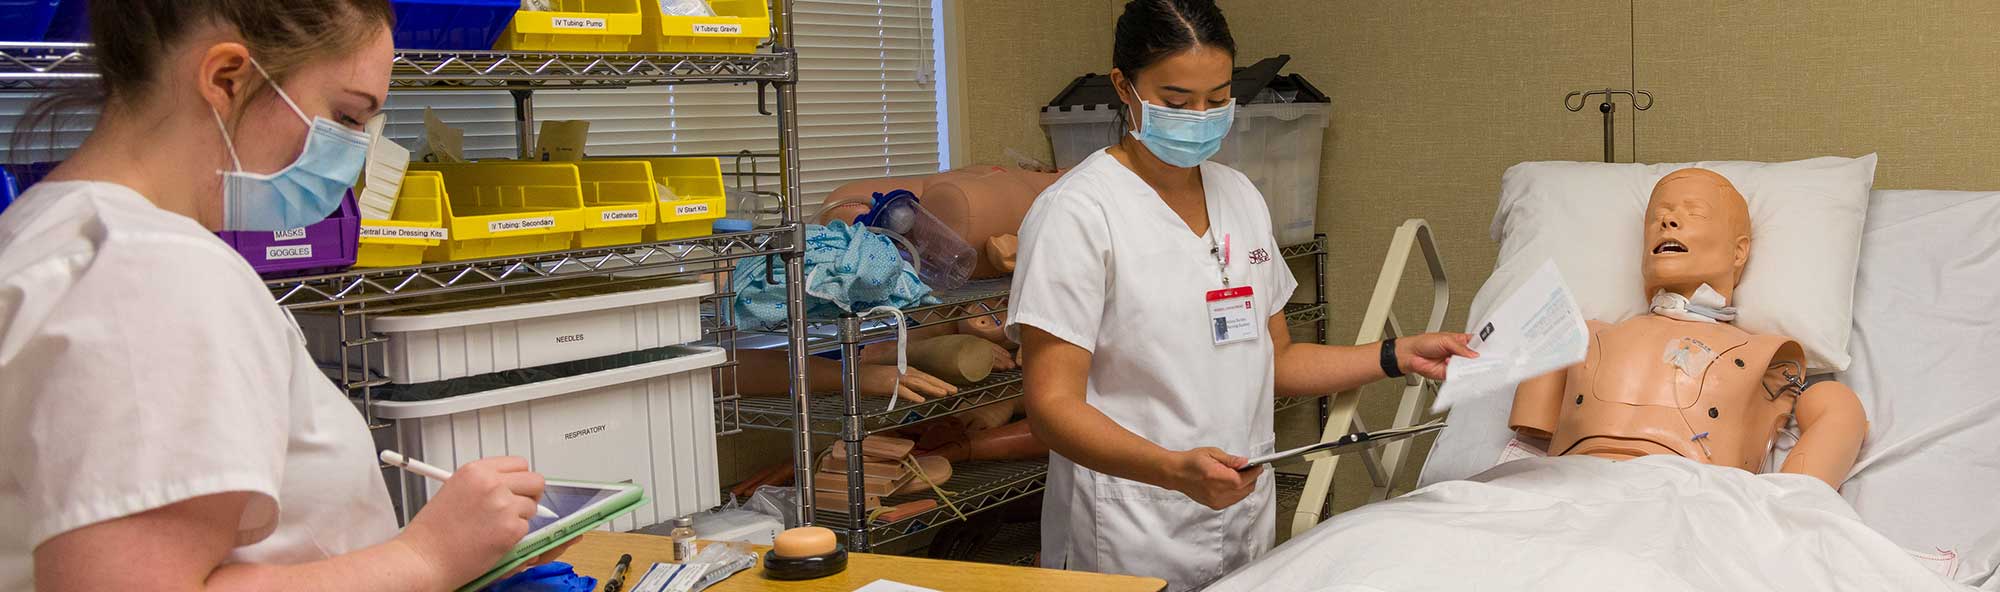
(746, 277, 1010, 356)
(819, 459, 1047, 551)
(1284, 301, 1328, 327)
(0, 43, 795, 91)
(1281, 236, 1327, 261)
(268, 226, 794, 310)
(389, 49, 794, 88)
(736, 370, 1022, 436)
(965, 522, 1040, 567)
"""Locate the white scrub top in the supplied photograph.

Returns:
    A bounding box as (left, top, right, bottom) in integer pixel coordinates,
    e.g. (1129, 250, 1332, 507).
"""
(1007, 149, 1298, 591)
(0, 182, 397, 588)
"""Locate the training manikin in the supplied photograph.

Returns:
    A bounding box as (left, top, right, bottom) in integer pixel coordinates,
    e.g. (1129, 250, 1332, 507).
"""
(1509, 168, 1869, 489)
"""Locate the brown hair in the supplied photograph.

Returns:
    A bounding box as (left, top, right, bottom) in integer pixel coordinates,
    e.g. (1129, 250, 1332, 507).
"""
(12, 0, 394, 162)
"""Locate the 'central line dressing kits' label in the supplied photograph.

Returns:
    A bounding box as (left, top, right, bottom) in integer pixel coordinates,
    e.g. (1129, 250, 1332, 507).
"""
(360, 225, 451, 240)
(489, 216, 559, 233)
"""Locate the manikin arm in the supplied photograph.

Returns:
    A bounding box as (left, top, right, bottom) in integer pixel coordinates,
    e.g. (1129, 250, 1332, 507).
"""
(1779, 381, 1868, 490)
(1509, 370, 1567, 443)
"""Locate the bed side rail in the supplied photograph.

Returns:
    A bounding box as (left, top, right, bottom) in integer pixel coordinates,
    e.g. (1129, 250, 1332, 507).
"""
(1288, 218, 1448, 538)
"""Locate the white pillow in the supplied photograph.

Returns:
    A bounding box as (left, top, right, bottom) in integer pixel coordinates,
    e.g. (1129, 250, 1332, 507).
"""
(1419, 155, 1876, 487)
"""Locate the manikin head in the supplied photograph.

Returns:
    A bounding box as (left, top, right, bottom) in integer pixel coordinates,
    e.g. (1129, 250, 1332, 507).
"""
(1641, 168, 1752, 302)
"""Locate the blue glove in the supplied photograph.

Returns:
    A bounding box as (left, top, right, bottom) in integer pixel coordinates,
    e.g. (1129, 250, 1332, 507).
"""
(482, 562, 597, 592)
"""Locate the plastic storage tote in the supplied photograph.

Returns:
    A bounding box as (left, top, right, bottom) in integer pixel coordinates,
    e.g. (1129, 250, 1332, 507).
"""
(0, 166, 17, 215)
(574, 160, 661, 248)
(613, 156, 726, 241)
(356, 171, 450, 268)
(300, 277, 714, 384)
(1208, 103, 1331, 246)
(40, 0, 86, 41)
(495, 0, 642, 52)
(0, 0, 62, 42)
(373, 345, 726, 532)
(633, 0, 770, 54)
(1040, 102, 1331, 246)
(390, 0, 519, 50)
(411, 162, 586, 261)
(217, 192, 361, 278)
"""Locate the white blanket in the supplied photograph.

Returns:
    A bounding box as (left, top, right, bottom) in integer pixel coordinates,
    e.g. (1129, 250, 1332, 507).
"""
(1208, 456, 1969, 592)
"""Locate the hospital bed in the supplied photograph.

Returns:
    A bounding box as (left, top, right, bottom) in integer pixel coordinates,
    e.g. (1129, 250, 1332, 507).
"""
(1233, 188, 2000, 590)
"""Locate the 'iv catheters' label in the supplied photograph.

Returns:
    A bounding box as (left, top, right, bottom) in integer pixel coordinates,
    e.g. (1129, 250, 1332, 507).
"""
(551, 17, 607, 30)
(691, 23, 743, 35)
(360, 225, 450, 240)
(266, 245, 314, 260)
(490, 216, 558, 233)
(601, 209, 643, 223)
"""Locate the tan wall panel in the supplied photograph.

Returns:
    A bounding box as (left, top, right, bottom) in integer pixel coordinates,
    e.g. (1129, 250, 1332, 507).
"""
(1634, 1, 2000, 190)
(958, 0, 1116, 166)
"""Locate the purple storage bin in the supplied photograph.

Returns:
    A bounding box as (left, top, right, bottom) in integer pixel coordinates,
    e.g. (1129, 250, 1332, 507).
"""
(217, 192, 360, 278)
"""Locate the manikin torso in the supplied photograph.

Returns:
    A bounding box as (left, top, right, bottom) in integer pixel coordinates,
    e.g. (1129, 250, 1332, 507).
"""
(1542, 315, 1804, 472)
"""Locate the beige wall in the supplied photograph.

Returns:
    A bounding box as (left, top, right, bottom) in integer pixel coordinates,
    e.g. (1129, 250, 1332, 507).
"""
(956, 0, 2000, 518)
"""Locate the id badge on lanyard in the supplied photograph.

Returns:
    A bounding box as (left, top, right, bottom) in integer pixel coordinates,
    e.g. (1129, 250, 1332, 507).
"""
(1205, 232, 1259, 346)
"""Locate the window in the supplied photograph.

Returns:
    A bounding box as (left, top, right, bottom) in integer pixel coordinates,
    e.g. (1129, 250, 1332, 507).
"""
(2, 0, 948, 210)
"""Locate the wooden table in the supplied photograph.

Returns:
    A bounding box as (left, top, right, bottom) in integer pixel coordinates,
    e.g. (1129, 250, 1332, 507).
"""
(560, 532, 1166, 592)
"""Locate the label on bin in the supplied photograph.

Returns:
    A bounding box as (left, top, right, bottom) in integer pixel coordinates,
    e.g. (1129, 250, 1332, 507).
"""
(360, 225, 450, 240)
(273, 227, 309, 242)
(490, 216, 559, 233)
(691, 23, 744, 35)
(266, 244, 314, 261)
(600, 209, 643, 223)
(673, 203, 712, 217)
(552, 17, 608, 30)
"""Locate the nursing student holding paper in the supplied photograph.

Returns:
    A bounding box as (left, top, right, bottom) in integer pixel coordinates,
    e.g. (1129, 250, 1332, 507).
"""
(0, 1, 559, 590)
(1006, 1, 1475, 589)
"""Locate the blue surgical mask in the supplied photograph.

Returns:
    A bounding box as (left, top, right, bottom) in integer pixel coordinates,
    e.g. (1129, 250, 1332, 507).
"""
(210, 59, 369, 232)
(1127, 84, 1235, 168)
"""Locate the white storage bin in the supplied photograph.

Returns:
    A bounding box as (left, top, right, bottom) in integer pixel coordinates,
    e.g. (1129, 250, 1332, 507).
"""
(305, 278, 712, 384)
(374, 345, 726, 532)
(1040, 102, 1332, 246)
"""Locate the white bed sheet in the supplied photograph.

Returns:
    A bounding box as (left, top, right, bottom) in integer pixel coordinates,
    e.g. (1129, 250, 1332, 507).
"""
(1211, 456, 1971, 592)
(1835, 189, 2000, 588)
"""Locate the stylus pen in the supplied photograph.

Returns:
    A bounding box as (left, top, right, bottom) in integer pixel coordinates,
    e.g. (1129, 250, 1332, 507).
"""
(380, 450, 559, 520)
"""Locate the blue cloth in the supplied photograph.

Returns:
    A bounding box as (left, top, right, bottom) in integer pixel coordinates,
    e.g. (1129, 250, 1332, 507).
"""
(483, 562, 596, 592)
(733, 221, 938, 331)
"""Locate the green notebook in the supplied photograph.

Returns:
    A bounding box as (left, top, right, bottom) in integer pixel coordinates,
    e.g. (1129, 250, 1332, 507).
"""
(458, 479, 647, 592)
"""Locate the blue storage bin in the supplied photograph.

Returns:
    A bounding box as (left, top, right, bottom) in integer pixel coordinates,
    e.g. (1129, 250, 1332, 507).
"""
(0, 0, 62, 42)
(392, 0, 518, 50)
(41, 0, 86, 41)
(0, 167, 18, 215)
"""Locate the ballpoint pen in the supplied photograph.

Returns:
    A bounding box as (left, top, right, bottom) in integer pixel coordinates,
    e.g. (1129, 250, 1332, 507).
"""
(380, 450, 559, 520)
(604, 553, 633, 592)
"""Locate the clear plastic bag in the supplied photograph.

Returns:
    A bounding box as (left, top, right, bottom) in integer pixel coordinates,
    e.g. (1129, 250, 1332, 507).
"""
(742, 485, 800, 528)
(658, 0, 715, 17)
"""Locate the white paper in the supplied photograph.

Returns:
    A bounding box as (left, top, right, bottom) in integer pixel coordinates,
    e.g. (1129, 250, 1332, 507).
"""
(853, 581, 942, 592)
(1431, 260, 1588, 413)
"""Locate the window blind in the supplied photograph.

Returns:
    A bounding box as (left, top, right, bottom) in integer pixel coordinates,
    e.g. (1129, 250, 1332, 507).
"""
(2, 0, 942, 209)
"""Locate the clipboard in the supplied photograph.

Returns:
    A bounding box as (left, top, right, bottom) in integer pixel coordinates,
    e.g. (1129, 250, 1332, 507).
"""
(1240, 420, 1447, 470)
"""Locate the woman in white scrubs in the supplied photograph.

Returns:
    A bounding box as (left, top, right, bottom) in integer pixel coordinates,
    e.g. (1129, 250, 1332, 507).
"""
(0, 2, 554, 590)
(1008, 1, 1475, 589)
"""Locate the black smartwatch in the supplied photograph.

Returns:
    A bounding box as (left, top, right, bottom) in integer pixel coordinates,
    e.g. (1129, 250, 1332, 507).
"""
(1380, 338, 1405, 378)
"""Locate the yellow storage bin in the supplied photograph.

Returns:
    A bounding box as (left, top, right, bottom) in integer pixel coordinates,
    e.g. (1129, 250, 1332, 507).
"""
(355, 171, 450, 268)
(495, 0, 643, 52)
(573, 160, 662, 248)
(634, 0, 771, 54)
(596, 156, 727, 241)
(411, 162, 587, 262)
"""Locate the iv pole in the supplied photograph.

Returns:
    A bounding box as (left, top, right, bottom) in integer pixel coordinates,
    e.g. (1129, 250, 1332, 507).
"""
(1565, 89, 1653, 163)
